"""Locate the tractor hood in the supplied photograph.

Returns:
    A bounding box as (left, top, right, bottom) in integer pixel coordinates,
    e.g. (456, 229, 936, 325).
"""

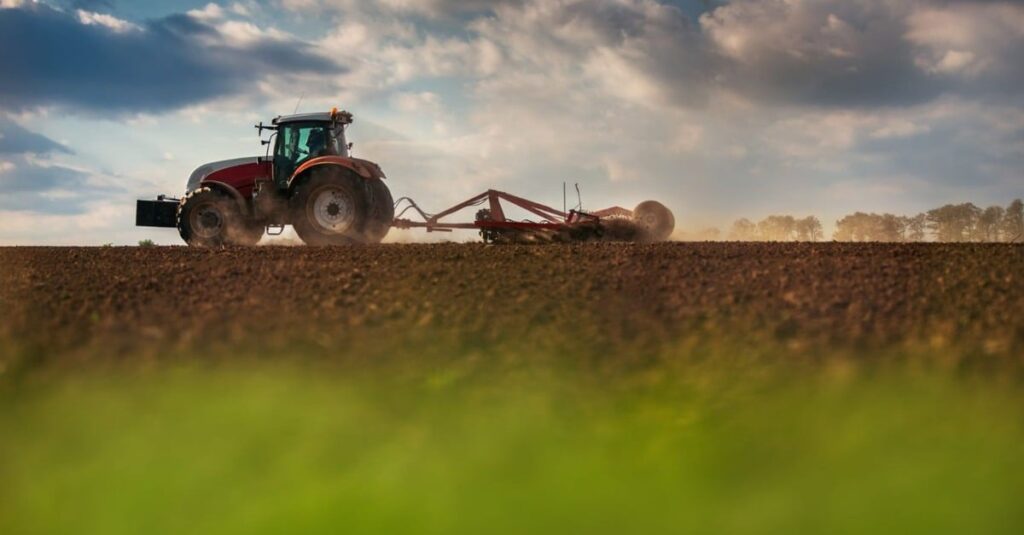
(186, 157, 262, 192)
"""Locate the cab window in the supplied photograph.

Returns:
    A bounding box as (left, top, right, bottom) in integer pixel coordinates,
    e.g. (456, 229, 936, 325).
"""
(274, 123, 330, 186)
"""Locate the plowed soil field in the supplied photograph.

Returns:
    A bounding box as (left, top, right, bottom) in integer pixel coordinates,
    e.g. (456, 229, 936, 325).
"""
(2, 242, 1021, 368)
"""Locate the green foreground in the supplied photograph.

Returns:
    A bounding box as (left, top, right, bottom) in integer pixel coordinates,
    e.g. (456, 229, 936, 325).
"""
(2, 347, 1022, 534)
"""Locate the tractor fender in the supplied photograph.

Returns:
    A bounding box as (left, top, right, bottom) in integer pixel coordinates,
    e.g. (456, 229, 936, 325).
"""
(199, 180, 251, 216)
(288, 156, 386, 190)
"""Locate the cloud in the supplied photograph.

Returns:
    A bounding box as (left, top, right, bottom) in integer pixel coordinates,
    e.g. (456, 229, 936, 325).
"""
(906, 1, 1024, 87)
(314, 0, 1024, 113)
(187, 3, 226, 21)
(76, 8, 139, 32)
(699, 1, 933, 107)
(0, 154, 121, 214)
(0, 119, 72, 155)
(0, 119, 120, 215)
(0, 199, 135, 245)
(0, 3, 345, 113)
(0, 157, 90, 194)
(289, 0, 1023, 225)
(699, 0, 1024, 107)
(283, 0, 526, 18)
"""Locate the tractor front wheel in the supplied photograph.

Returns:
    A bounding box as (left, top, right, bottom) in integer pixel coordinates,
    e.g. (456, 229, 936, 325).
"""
(177, 187, 261, 247)
(290, 167, 367, 245)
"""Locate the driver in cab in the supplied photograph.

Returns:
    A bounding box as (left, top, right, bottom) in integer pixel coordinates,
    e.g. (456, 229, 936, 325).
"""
(303, 128, 337, 161)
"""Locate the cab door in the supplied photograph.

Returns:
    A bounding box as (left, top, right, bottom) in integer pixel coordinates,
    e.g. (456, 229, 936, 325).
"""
(273, 123, 328, 189)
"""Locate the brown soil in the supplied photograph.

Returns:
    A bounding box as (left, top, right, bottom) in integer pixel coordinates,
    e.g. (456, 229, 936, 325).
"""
(1, 243, 1022, 368)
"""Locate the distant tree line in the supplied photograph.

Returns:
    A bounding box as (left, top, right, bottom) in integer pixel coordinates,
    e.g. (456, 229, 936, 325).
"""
(727, 215, 823, 242)
(832, 200, 1023, 242)
(711, 199, 1023, 242)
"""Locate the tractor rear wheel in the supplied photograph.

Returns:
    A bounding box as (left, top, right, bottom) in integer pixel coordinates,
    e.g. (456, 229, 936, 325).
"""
(632, 200, 675, 242)
(361, 178, 394, 243)
(177, 187, 260, 247)
(290, 167, 367, 245)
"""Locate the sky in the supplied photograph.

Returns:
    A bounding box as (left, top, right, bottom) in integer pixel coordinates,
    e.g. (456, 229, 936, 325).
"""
(0, 0, 1022, 244)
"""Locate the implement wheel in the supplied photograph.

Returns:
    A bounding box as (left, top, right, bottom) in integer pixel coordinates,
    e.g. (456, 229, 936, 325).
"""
(632, 200, 675, 242)
(290, 166, 367, 245)
(177, 187, 261, 247)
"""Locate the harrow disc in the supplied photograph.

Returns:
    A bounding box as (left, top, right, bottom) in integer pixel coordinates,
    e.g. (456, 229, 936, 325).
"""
(632, 200, 675, 242)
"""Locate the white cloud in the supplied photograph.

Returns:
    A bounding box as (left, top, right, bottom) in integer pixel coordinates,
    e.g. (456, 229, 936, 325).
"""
(870, 119, 929, 140)
(215, 20, 290, 45)
(230, 3, 254, 17)
(76, 10, 140, 33)
(0, 200, 135, 245)
(602, 157, 643, 183)
(187, 3, 226, 21)
(932, 50, 977, 75)
(391, 92, 442, 113)
(907, 2, 1024, 78)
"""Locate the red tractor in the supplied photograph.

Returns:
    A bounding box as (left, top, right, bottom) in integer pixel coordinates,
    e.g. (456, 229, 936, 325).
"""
(138, 108, 676, 245)
(136, 108, 393, 246)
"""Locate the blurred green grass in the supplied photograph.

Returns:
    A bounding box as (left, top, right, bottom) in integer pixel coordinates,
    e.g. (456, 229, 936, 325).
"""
(1, 348, 1023, 534)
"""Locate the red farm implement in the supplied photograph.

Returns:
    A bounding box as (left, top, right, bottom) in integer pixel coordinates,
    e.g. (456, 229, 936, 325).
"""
(392, 188, 674, 244)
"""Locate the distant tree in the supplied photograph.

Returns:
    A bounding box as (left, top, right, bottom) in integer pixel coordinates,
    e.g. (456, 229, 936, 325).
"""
(976, 206, 1005, 242)
(834, 213, 858, 241)
(138, 239, 156, 247)
(927, 203, 981, 242)
(958, 203, 982, 241)
(729, 218, 759, 241)
(794, 216, 823, 241)
(835, 212, 908, 242)
(758, 215, 796, 241)
(1002, 199, 1024, 242)
(905, 214, 927, 242)
(876, 213, 907, 242)
(835, 212, 876, 241)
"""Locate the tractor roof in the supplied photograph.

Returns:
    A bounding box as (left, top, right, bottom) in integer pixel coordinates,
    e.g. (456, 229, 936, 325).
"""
(272, 112, 332, 125)
(272, 109, 353, 126)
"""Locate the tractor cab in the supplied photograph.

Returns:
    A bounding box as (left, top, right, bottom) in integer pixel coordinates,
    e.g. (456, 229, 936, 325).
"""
(269, 109, 352, 189)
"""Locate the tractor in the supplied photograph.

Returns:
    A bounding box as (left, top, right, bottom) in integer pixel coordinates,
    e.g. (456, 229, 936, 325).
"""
(137, 107, 677, 245)
(136, 108, 393, 246)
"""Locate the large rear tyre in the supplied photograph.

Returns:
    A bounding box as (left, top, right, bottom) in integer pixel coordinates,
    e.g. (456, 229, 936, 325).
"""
(177, 187, 259, 247)
(361, 178, 393, 243)
(290, 167, 367, 246)
(632, 200, 675, 242)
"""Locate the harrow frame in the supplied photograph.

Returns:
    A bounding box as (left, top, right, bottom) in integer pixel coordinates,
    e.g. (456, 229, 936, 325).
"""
(392, 189, 633, 236)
